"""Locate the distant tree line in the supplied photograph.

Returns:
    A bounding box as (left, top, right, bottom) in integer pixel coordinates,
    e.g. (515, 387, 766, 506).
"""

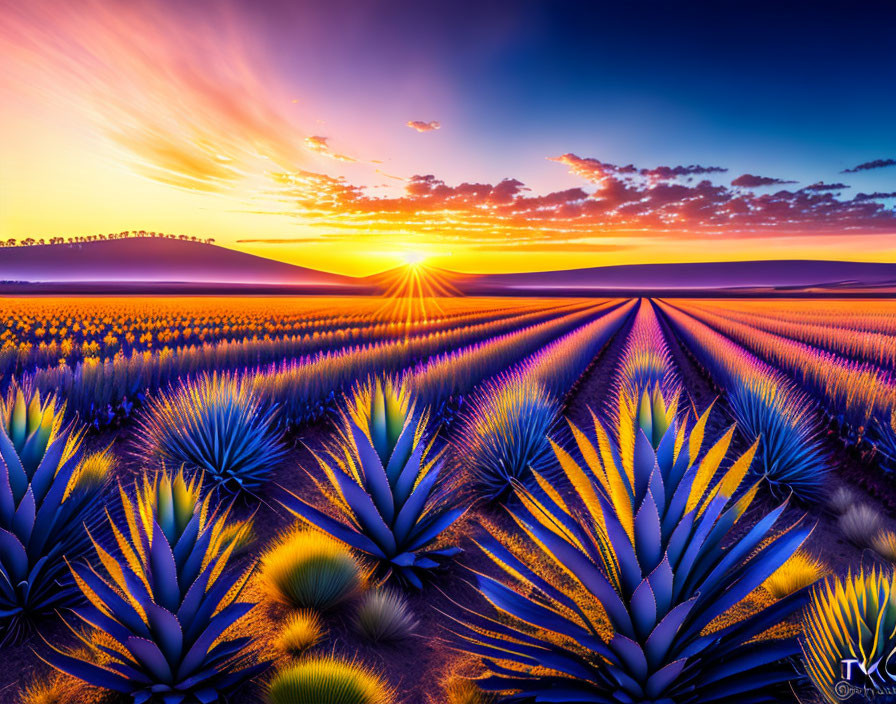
(0, 231, 216, 247)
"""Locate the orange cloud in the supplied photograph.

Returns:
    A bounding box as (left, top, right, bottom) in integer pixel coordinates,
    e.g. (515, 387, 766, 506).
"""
(1, 0, 307, 192)
(406, 120, 441, 132)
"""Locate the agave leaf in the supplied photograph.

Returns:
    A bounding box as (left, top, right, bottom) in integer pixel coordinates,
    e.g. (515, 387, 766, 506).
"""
(126, 635, 174, 683)
(386, 420, 417, 485)
(392, 462, 441, 543)
(405, 507, 463, 552)
(144, 602, 184, 664)
(40, 644, 135, 693)
(349, 422, 395, 523)
(0, 429, 29, 500)
(280, 491, 386, 558)
(0, 529, 28, 580)
(609, 633, 649, 683)
(392, 441, 426, 506)
(149, 522, 182, 612)
(177, 602, 253, 679)
(11, 485, 36, 543)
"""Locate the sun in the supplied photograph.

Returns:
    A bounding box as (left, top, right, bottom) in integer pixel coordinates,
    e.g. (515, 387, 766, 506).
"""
(400, 250, 428, 267)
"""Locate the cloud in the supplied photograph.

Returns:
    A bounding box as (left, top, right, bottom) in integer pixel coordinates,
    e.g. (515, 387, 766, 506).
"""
(265, 152, 896, 246)
(1, 0, 313, 193)
(407, 120, 441, 132)
(853, 192, 896, 202)
(731, 174, 797, 187)
(549, 154, 726, 183)
(842, 158, 896, 173)
(304, 135, 356, 162)
(801, 182, 850, 192)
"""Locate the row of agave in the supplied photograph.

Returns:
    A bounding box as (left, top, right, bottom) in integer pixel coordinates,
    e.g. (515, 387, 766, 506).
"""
(270, 304, 826, 702)
(451, 299, 636, 501)
(0, 295, 548, 376)
(674, 300, 896, 445)
(692, 299, 896, 369)
(659, 300, 830, 501)
(19, 301, 587, 428)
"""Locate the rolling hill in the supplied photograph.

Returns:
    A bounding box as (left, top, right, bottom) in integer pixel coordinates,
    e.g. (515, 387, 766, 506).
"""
(1, 238, 893, 295)
(0, 237, 364, 292)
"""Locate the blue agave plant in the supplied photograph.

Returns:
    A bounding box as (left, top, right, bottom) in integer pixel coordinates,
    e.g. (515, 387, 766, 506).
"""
(0, 385, 109, 643)
(727, 372, 829, 501)
(136, 372, 287, 494)
(281, 376, 463, 588)
(451, 389, 813, 703)
(454, 373, 561, 502)
(42, 468, 268, 703)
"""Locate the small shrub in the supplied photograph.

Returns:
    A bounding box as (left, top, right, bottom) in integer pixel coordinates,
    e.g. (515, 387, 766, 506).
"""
(838, 503, 884, 546)
(872, 531, 896, 562)
(262, 529, 363, 610)
(354, 590, 417, 643)
(278, 610, 324, 657)
(454, 374, 560, 501)
(20, 672, 65, 704)
(829, 486, 856, 514)
(267, 657, 392, 704)
(443, 678, 497, 704)
(762, 549, 828, 599)
(136, 371, 286, 493)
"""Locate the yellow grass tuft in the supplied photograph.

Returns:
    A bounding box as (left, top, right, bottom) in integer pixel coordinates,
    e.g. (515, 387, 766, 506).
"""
(762, 550, 828, 599)
(277, 609, 324, 657)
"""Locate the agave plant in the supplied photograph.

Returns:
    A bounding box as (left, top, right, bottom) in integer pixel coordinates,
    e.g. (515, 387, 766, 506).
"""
(281, 377, 463, 588)
(136, 372, 287, 494)
(451, 388, 813, 702)
(803, 568, 896, 702)
(727, 372, 829, 501)
(42, 468, 268, 703)
(0, 385, 109, 643)
(454, 374, 560, 502)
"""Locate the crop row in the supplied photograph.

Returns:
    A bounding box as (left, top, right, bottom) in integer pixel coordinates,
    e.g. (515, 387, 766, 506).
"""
(659, 300, 830, 499)
(667, 300, 896, 440)
(21, 300, 598, 427)
(0, 296, 559, 375)
(256, 300, 622, 425)
(688, 299, 896, 370)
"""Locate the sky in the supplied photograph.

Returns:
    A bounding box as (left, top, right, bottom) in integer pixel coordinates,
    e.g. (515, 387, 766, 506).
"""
(1, 0, 895, 275)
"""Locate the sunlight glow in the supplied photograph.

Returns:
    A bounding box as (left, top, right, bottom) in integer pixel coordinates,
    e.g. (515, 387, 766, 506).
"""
(401, 251, 428, 266)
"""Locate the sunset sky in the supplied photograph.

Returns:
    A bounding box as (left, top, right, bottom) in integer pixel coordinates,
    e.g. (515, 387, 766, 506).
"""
(1, 0, 895, 275)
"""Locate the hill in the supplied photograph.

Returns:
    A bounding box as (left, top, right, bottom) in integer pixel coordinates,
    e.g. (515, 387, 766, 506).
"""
(0, 238, 367, 293)
(460, 260, 896, 296)
(2, 240, 892, 296)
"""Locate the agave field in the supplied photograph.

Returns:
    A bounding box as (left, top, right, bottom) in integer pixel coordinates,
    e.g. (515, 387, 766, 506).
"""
(2, 293, 896, 703)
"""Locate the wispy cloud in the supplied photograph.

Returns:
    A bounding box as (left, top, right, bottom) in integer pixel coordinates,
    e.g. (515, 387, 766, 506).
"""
(1, 0, 307, 192)
(407, 120, 441, 132)
(842, 158, 896, 173)
(304, 135, 357, 162)
(731, 174, 797, 187)
(801, 182, 849, 192)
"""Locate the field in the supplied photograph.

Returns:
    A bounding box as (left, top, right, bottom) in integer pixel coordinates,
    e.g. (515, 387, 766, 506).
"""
(2, 294, 896, 703)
